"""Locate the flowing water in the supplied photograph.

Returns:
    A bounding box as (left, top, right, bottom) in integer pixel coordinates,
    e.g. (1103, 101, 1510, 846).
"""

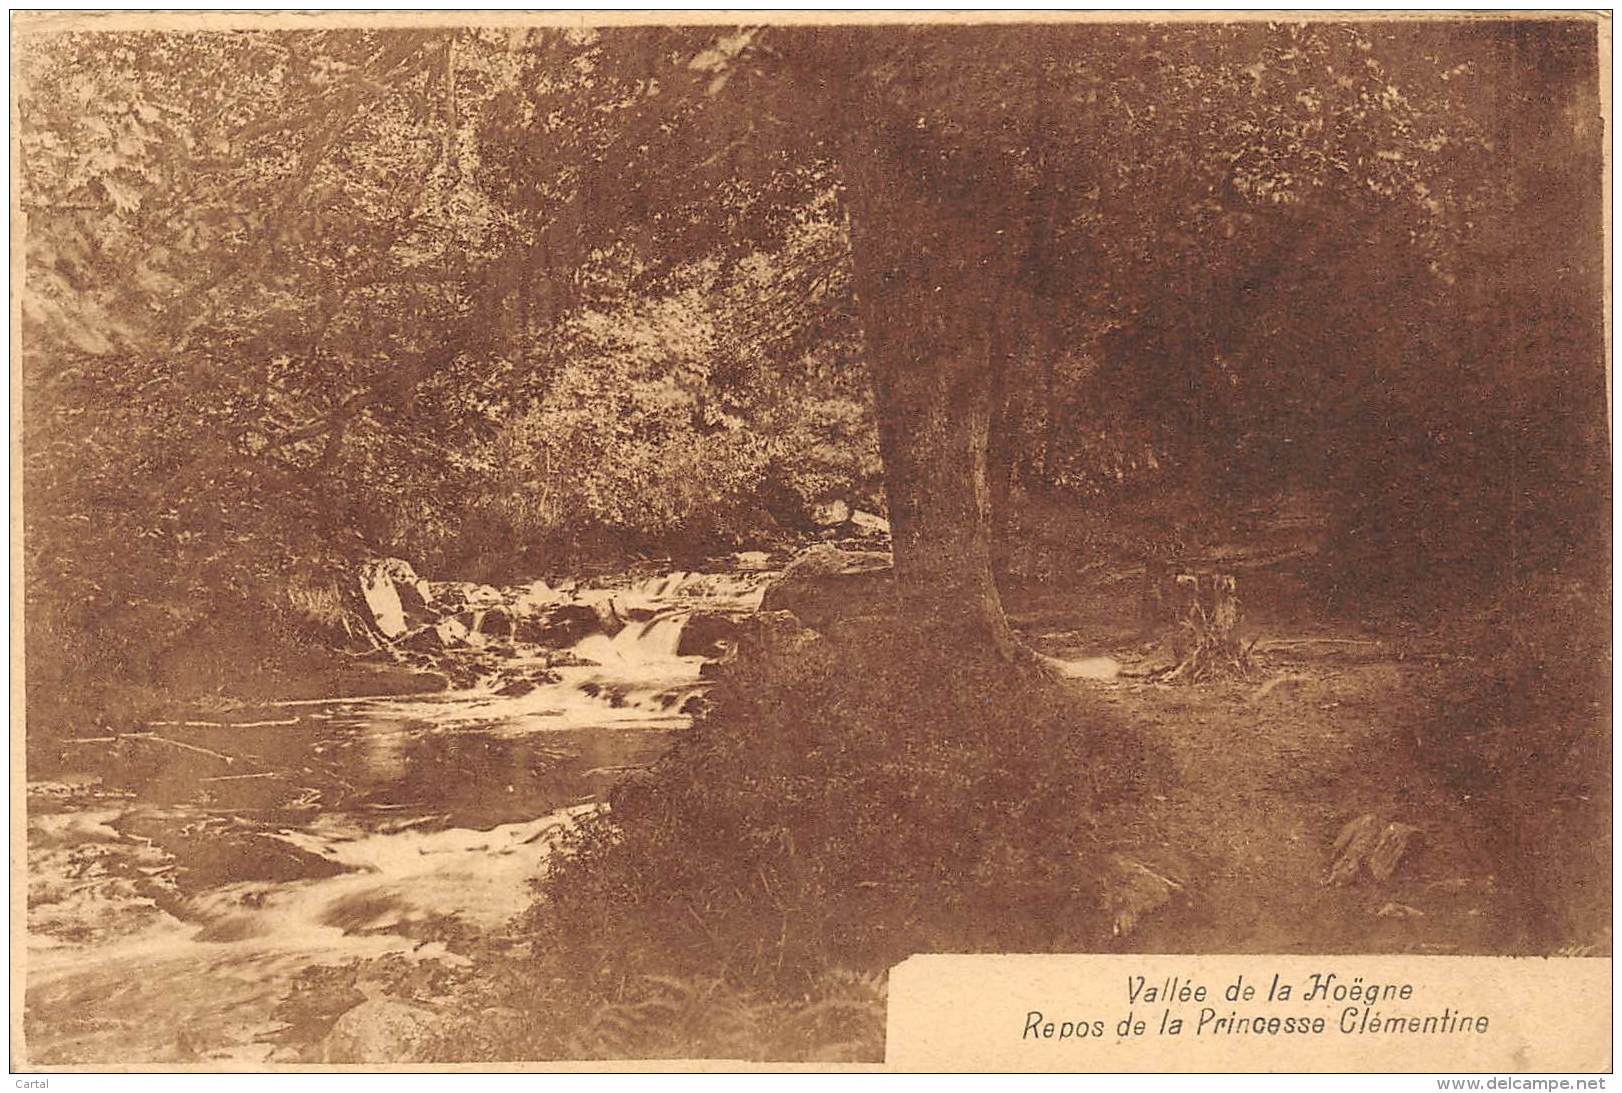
(23, 569, 771, 1065)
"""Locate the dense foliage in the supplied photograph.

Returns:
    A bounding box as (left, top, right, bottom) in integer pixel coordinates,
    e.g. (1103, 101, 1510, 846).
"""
(20, 24, 1605, 655)
(19, 27, 876, 726)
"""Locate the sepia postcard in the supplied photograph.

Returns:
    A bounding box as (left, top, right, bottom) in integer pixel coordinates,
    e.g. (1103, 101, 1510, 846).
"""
(9, 8, 1613, 1074)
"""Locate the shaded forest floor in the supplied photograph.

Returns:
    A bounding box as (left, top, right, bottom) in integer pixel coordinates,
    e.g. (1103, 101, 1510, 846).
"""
(1007, 568, 1610, 960)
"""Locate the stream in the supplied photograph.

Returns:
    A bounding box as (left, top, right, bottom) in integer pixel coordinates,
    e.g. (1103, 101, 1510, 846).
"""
(24, 567, 774, 1065)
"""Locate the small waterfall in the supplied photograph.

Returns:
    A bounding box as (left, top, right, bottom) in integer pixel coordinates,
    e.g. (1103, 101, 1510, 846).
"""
(629, 613, 688, 659)
(635, 571, 690, 598)
(569, 631, 620, 665)
(574, 611, 692, 667)
(625, 569, 770, 611)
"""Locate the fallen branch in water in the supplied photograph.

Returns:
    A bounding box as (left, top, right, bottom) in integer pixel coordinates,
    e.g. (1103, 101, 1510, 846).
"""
(149, 717, 301, 729)
(300, 764, 356, 791)
(234, 692, 433, 709)
(379, 813, 450, 834)
(123, 733, 237, 765)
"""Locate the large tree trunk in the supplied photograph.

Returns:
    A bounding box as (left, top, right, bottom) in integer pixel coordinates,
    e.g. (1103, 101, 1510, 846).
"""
(833, 109, 1024, 660)
(1039, 331, 1062, 486)
(987, 315, 1023, 575)
(867, 340, 1018, 657)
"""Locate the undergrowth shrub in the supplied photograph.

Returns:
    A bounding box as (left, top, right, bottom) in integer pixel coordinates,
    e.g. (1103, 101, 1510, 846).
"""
(1413, 563, 1611, 950)
(482, 613, 1161, 1059)
(1418, 566, 1609, 794)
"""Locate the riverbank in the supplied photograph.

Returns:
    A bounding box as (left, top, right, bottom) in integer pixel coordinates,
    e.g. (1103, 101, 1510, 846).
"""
(21, 562, 780, 1065)
(22, 532, 1610, 1065)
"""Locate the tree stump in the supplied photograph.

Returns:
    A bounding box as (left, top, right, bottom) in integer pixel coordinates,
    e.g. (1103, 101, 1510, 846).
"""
(1140, 565, 1250, 681)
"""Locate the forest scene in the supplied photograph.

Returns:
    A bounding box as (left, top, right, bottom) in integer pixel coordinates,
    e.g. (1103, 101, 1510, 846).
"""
(14, 14, 1611, 1067)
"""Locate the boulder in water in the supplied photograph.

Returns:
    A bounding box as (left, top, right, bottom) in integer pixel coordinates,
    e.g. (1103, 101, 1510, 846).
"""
(734, 550, 772, 571)
(779, 543, 891, 579)
(511, 578, 559, 616)
(468, 584, 504, 608)
(425, 581, 504, 614)
(703, 609, 826, 680)
(359, 558, 430, 639)
(677, 611, 740, 658)
(760, 544, 894, 632)
(476, 606, 514, 639)
(398, 623, 449, 653)
(110, 814, 351, 892)
(492, 667, 561, 697)
(527, 602, 623, 648)
(321, 999, 442, 1064)
(362, 580, 406, 638)
(849, 509, 891, 537)
(435, 615, 472, 648)
(811, 498, 852, 527)
(511, 614, 548, 645)
(425, 581, 467, 612)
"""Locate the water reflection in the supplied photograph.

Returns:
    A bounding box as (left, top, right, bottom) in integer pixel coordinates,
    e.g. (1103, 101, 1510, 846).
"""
(24, 583, 754, 1064)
